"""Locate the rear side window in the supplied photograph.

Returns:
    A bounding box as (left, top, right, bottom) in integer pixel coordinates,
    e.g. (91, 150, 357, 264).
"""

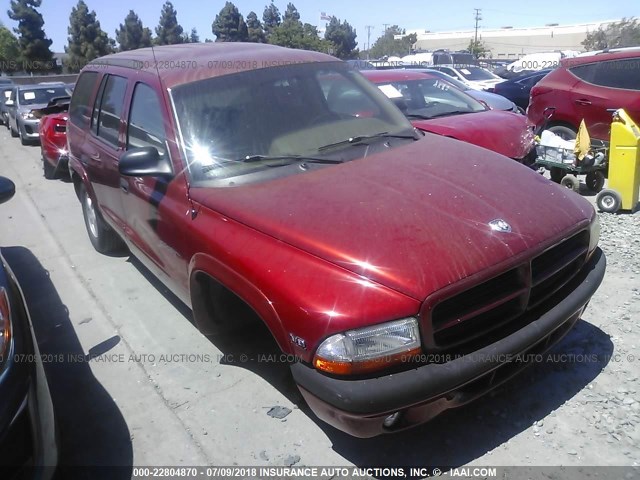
(92, 75, 127, 146)
(571, 59, 640, 90)
(69, 72, 99, 126)
(126, 83, 166, 155)
(593, 59, 640, 90)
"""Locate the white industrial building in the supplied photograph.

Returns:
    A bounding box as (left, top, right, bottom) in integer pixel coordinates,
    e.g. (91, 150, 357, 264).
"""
(406, 21, 618, 59)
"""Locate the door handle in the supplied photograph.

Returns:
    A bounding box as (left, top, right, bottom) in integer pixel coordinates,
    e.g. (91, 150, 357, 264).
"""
(90, 152, 102, 163)
(575, 99, 592, 106)
(120, 178, 129, 194)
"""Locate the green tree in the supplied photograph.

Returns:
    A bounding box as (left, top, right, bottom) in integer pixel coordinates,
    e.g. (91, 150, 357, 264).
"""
(324, 16, 357, 59)
(189, 28, 199, 43)
(0, 25, 21, 72)
(582, 17, 640, 50)
(212, 2, 248, 42)
(246, 11, 266, 43)
(467, 38, 491, 59)
(262, 1, 281, 38)
(155, 1, 185, 45)
(116, 10, 153, 51)
(65, 1, 113, 73)
(283, 3, 300, 22)
(269, 5, 331, 53)
(7, 0, 54, 72)
(369, 26, 416, 59)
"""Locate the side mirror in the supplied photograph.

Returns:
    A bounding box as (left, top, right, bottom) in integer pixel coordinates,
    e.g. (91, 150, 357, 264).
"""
(0, 176, 16, 205)
(5, 100, 14, 107)
(119, 147, 173, 178)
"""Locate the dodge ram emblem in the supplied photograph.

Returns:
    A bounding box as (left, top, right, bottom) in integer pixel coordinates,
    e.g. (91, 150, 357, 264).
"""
(489, 219, 512, 233)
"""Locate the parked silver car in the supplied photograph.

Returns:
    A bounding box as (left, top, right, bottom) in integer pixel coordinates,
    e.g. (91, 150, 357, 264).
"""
(5, 84, 70, 145)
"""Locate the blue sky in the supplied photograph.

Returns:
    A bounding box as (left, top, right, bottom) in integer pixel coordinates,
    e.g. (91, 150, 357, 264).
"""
(1, 0, 637, 52)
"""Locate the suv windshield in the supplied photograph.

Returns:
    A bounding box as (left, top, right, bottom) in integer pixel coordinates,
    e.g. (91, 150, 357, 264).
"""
(456, 66, 500, 81)
(19, 86, 69, 106)
(170, 62, 414, 184)
(375, 77, 486, 119)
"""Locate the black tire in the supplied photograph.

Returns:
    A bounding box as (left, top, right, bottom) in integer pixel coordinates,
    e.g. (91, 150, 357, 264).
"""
(596, 189, 622, 213)
(585, 171, 605, 193)
(550, 167, 564, 183)
(560, 174, 580, 192)
(547, 124, 577, 141)
(43, 156, 57, 179)
(10, 124, 18, 138)
(80, 185, 124, 253)
(19, 127, 28, 145)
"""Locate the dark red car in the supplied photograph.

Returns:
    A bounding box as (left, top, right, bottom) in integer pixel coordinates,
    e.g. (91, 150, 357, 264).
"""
(528, 49, 640, 141)
(68, 43, 605, 437)
(36, 98, 71, 179)
(361, 70, 536, 162)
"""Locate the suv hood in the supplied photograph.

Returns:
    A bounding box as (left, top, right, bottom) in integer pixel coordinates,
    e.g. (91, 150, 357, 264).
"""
(191, 135, 593, 301)
(411, 110, 534, 159)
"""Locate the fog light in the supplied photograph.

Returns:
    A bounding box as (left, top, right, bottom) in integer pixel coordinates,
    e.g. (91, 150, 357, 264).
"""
(383, 411, 403, 429)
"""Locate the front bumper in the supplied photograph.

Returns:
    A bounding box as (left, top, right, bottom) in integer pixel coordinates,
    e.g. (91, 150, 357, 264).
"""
(292, 248, 606, 437)
(0, 257, 57, 478)
(20, 119, 41, 138)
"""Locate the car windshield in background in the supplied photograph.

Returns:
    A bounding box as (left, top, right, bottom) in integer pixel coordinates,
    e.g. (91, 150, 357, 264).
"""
(457, 66, 500, 81)
(377, 77, 486, 119)
(171, 62, 414, 184)
(425, 71, 471, 91)
(19, 87, 69, 106)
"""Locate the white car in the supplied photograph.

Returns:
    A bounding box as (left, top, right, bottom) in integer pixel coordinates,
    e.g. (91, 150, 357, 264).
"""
(430, 65, 503, 91)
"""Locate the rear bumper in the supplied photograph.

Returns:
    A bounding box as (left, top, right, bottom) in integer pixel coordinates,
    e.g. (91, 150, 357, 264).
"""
(292, 248, 606, 437)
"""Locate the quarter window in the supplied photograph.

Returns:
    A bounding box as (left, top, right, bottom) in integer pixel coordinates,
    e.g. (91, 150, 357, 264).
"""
(126, 83, 167, 154)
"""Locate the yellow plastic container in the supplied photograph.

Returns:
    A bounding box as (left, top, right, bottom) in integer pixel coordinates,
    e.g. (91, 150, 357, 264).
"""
(597, 110, 640, 212)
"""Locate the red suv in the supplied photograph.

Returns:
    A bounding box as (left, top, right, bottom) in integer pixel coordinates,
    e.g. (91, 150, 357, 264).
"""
(67, 43, 605, 437)
(528, 49, 640, 140)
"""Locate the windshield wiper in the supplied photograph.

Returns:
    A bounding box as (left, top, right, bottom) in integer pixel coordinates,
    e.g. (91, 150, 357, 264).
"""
(317, 131, 418, 152)
(240, 154, 344, 164)
(406, 114, 433, 120)
(427, 111, 471, 119)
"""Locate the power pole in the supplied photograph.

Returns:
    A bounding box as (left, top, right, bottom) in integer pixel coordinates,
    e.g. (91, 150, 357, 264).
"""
(473, 8, 482, 58)
(365, 25, 375, 59)
(382, 23, 391, 34)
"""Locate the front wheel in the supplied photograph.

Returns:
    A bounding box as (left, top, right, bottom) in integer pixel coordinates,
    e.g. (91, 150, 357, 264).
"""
(80, 185, 124, 253)
(596, 189, 622, 213)
(561, 174, 580, 192)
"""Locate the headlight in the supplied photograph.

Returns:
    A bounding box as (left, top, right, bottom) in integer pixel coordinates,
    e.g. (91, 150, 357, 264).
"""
(313, 317, 421, 375)
(0, 287, 12, 367)
(588, 213, 600, 258)
(21, 111, 35, 120)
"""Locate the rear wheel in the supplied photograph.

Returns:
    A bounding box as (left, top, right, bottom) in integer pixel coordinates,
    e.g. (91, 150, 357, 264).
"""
(596, 189, 622, 213)
(547, 124, 577, 141)
(43, 156, 57, 179)
(560, 174, 580, 192)
(585, 171, 605, 192)
(80, 185, 124, 253)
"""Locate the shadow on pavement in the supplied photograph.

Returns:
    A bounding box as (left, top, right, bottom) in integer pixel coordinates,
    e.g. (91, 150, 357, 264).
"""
(2, 246, 133, 479)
